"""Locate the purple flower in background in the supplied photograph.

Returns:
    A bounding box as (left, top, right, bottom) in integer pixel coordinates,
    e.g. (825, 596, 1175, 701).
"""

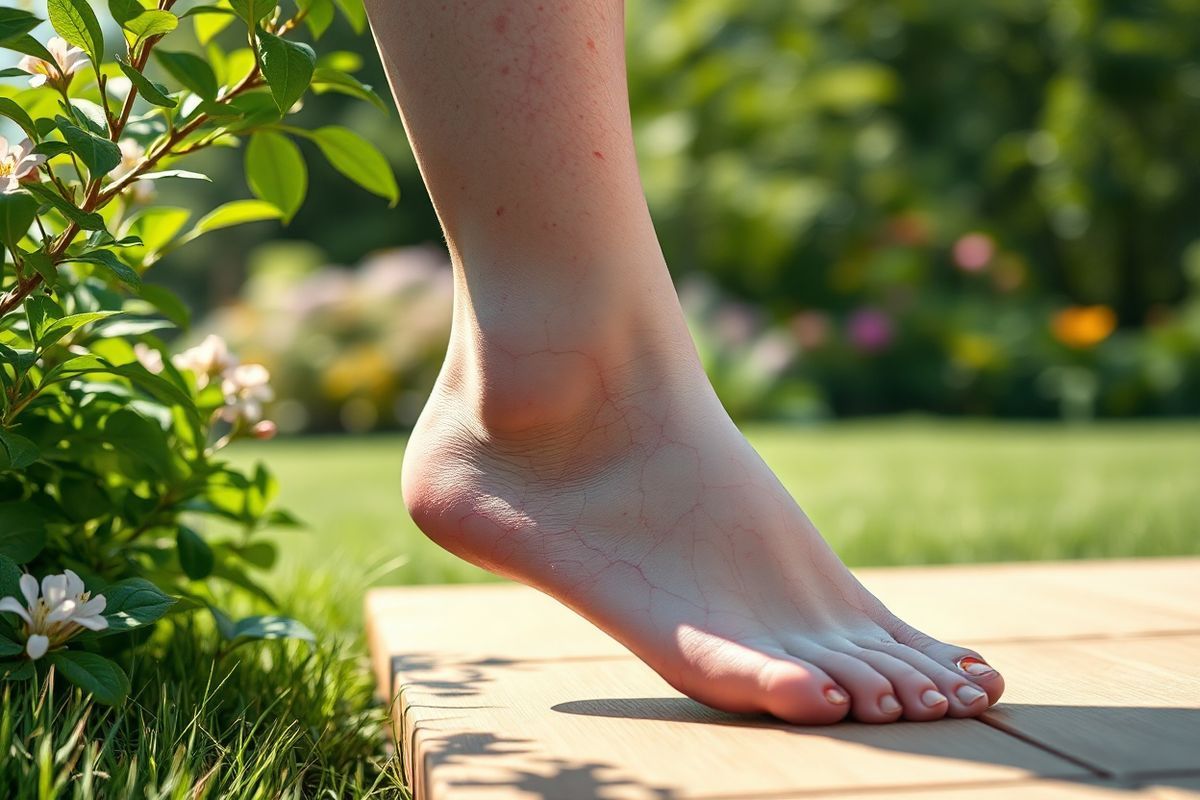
(847, 307, 894, 354)
(952, 233, 995, 272)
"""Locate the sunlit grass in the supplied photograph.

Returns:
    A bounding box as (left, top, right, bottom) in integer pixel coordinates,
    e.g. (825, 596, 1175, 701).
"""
(239, 419, 1200, 603)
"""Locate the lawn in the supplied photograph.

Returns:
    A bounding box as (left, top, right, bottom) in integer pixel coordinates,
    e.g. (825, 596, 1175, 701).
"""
(239, 419, 1200, 605)
(9, 421, 1198, 797)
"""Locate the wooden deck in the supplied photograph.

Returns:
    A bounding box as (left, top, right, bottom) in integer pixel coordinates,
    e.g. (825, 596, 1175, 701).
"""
(366, 558, 1200, 799)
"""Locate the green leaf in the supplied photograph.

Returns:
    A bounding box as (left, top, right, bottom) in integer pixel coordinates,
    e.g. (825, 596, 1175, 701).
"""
(230, 614, 315, 646)
(0, 8, 42, 44)
(0, 192, 39, 249)
(100, 578, 175, 634)
(0, 661, 34, 681)
(194, 9, 234, 46)
(0, 554, 21, 597)
(33, 141, 73, 158)
(24, 183, 106, 231)
(138, 169, 210, 182)
(63, 249, 141, 289)
(46, 0, 104, 66)
(331, 0, 366, 33)
(245, 131, 306, 222)
(105, 408, 172, 474)
(0, 98, 37, 140)
(0, 633, 21, 657)
(256, 29, 315, 112)
(182, 199, 281, 245)
(176, 527, 214, 580)
(107, 0, 144, 27)
(228, 0, 274, 28)
(311, 67, 388, 112)
(125, 10, 178, 43)
(58, 119, 122, 177)
(0, 504, 48, 562)
(0, 431, 38, 470)
(45, 311, 120, 337)
(4, 35, 56, 65)
(300, 0, 335, 39)
(48, 651, 130, 705)
(298, 125, 398, 205)
(154, 50, 218, 100)
(25, 294, 63, 341)
(117, 56, 177, 108)
(22, 250, 57, 287)
(138, 283, 191, 328)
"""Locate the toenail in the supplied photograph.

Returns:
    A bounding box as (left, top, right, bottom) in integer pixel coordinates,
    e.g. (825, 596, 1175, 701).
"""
(824, 687, 849, 705)
(879, 694, 901, 714)
(958, 656, 994, 676)
(921, 689, 948, 707)
(955, 684, 987, 704)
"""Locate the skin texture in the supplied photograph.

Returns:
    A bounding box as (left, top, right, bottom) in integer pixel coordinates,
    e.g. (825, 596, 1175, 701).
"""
(364, 0, 1005, 723)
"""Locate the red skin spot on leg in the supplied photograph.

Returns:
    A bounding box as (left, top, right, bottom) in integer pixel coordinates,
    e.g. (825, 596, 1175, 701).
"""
(496, 206, 505, 217)
(493, 15, 508, 34)
(586, 37, 596, 51)
(593, 151, 605, 160)
(500, 65, 510, 75)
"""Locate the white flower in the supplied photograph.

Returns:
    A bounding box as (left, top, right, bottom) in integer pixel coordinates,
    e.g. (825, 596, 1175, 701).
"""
(111, 139, 145, 181)
(0, 137, 46, 195)
(0, 570, 108, 660)
(129, 179, 156, 204)
(133, 342, 165, 374)
(172, 334, 238, 389)
(17, 37, 88, 89)
(219, 363, 274, 424)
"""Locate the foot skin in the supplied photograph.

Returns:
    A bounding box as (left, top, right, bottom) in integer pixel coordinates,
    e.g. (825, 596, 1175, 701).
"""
(402, 343, 1004, 724)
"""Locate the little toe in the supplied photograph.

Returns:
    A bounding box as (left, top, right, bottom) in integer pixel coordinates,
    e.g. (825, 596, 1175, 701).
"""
(830, 642, 949, 721)
(911, 639, 1004, 706)
(787, 642, 901, 723)
(858, 636, 998, 717)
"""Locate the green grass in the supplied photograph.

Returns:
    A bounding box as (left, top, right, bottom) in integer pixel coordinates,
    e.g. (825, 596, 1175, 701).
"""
(247, 420, 1200, 598)
(7, 421, 1198, 797)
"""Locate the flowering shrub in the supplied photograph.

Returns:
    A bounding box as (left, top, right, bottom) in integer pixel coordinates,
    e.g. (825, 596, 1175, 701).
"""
(0, 0, 394, 702)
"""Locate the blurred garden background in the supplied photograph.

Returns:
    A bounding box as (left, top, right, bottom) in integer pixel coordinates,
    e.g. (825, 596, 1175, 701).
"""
(149, 0, 1200, 577)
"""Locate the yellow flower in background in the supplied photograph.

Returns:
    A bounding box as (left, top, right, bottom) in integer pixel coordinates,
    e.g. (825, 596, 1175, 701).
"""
(1052, 305, 1116, 349)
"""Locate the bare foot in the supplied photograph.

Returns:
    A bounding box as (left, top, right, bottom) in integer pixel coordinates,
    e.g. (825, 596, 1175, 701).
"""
(401, 331, 1005, 725)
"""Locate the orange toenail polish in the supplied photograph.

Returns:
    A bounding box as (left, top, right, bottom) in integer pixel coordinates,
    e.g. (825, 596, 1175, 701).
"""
(824, 687, 849, 705)
(958, 657, 994, 676)
(879, 695, 901, 714)
(921, 689, 948, 707)
(955, 685, 987, 704)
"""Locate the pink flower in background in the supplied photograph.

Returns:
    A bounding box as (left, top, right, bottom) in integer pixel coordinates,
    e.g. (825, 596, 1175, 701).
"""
(219, 363, 275, 424)
(791, 310, 832, 351)
(847, 307, 894, 353)
(952, 233, 995, 272)
(133, 343, 165, 374)
(18, 37, 88, 89)
(173, 334, 238, 389)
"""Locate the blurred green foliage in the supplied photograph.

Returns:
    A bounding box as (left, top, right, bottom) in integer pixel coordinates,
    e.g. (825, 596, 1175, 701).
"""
(176, 0, 1200, 422)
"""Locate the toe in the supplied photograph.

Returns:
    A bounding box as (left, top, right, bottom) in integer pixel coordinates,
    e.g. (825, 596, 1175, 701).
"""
(681, 640, 851, 725)
(786, 642, 902, 723)
(829, 641, 949, 721)
(858, 635, 999, 718)
(906, 636, 1005, 707)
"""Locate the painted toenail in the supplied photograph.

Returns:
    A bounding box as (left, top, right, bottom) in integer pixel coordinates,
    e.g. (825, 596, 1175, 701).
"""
(958, 656, 994, 676)
(921, 689, 948, 707)
(879, 694, 901, 714)
(955, 684, 987, 704)
(824, 687, 849, 705)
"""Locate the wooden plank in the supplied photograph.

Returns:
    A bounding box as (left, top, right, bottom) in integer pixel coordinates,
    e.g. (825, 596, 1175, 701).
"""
(863, 558, 1200, 643)
(396, 656, 1089, 800)
(366, 558, 1200, 686)
(981, 635, 1200, 778)
(1153, 777, 1200, 799)
(835, 782, 1200, 800)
